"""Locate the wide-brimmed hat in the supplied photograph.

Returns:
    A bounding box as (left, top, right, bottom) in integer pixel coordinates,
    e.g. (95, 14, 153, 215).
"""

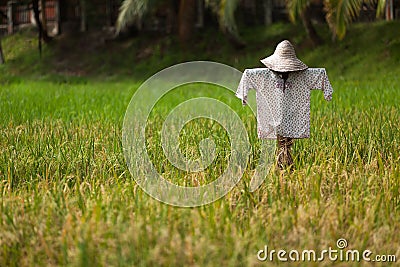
(260, 40, 308, 72)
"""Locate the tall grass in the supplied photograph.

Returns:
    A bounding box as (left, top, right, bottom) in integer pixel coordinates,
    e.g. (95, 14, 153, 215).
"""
(1, 77, 399, 266)
(1, 22, 400, 266)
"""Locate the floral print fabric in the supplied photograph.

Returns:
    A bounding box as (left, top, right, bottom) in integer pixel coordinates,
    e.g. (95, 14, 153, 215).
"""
(236, 68, 333, 139)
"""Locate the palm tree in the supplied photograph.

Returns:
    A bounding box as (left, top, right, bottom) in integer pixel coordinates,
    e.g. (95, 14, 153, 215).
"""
(116, 0, 245, 47)
(287, 0, 387, 42)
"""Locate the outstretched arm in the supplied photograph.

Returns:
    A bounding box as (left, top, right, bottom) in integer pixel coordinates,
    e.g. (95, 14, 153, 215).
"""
(236, 70, 252, 105)
(236, 68, 266, 105)
(308, 68, 333, 101)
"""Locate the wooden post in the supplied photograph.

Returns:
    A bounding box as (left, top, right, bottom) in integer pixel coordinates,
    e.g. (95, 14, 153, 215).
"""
(7, 1, 13, 34)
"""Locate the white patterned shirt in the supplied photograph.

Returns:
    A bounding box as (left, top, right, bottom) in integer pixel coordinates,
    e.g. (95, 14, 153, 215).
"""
(236, 68, 333, 139)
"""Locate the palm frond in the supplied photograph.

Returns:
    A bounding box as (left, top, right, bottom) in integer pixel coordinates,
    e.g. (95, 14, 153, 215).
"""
(220, 0, 239, 35)
(287, 0, 310, 22)
(335, 0, 361, 39)
(205, 0, 239, 37)
(116, 0, 149, 33)
(375, 0, 386, 18)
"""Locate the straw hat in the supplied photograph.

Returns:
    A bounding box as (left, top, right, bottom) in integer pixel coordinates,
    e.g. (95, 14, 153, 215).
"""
(260, 40, 308, 72)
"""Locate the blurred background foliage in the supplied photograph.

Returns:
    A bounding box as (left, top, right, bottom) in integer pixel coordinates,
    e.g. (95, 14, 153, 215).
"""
(0, 0, 399, 79)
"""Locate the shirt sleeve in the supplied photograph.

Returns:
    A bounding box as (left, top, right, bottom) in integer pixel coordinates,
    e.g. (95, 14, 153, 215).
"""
(308, 68, 333, 101)
(236, 69, 254, 106)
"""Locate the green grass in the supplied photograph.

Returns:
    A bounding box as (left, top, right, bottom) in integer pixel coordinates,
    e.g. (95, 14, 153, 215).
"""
(0, 21, 400, 266)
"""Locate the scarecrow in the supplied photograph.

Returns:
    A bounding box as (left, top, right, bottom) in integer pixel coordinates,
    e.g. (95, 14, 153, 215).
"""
(236, 40, 333, 170)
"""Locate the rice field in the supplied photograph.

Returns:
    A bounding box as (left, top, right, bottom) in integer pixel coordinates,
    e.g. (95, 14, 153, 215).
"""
(0, 74, 399, 266)
(1, 21, 400, 267)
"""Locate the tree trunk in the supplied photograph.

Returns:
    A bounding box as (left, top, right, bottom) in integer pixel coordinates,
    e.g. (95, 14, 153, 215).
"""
(32, 0, 46, 56)
(157, 0, 176, 34)
(264, 0, 273, 25)
(7, 2, 13, 34)
(300, 6, 322, 46)
(0, 38, 5, 64)
(178, 0, 196, 45)
(80, 0, 87, 32)
(386, 0, 394, 20)
(243, 0, 257, 25)
(54, 0, 60, 35)
(165, 1, 176, 34)
(40, 0, 48, 35)
(32, 0, 50, 41)
(195, 0, 204, 28)
(106, 0, 112, 27)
